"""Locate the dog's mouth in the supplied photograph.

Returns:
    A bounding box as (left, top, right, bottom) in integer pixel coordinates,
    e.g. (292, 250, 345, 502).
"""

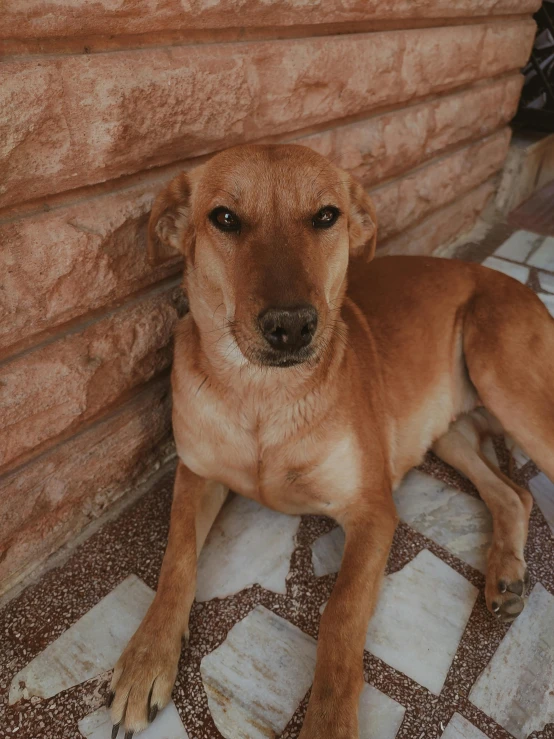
(254, 345, 317, 368)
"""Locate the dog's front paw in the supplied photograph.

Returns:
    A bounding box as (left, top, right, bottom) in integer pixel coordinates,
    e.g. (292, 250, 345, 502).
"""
(108, 620, 182, 737)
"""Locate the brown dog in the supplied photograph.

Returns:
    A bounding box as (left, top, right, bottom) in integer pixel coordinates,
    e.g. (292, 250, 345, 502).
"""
(109, 144, 553, 738)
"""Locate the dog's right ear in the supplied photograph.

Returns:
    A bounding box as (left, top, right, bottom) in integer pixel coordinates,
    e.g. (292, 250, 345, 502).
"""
(147, 172, 192, 265)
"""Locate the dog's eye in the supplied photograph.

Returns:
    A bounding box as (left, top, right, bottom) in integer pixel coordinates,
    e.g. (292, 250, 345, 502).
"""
(209, 207, 241, 232)
(312, 206, 340, 229)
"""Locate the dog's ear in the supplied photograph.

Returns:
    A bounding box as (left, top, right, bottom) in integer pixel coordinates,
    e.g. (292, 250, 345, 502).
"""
(147, 172, 192, 265)
(347, 177, 377, 262)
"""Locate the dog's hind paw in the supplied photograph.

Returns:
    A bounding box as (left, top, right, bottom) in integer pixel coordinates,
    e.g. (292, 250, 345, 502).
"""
(486, 557, 530, 623)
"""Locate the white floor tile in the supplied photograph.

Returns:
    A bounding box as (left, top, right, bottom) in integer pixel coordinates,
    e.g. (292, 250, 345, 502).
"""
(494, 230, 538, 263)
(364, 550, 478, 695)
(79, 702, 188, 738)
(469, 584, 554, 739)
(528, 236, 554, 271)
(201, 605, 316, 739)
(441, 713, 488, 739)
(359, 683, 405, 739)
(196, 495, 300, 602)
(9, 575, 154, 704)
(393, 471, 492, 573)
(311, 527, 345, 577)
(529, 471, 554, 535)
(482, 257, 530, 284)
(538, 292, 554, 318)
(505, 435, 530, 468)
(538, 270, 554, 294)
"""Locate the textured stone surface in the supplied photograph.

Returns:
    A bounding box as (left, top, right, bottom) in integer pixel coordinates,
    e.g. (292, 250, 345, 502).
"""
(1, 0, 541, 40)
(393, 470, 492, 573)
(9, 575, 153, 703)
(364, 549, 478, 694)
(0, 288, 178, 473)
(196, 495, 300, 602)
(373, 130, 509, 240)
(302, 75, 522, 189)
(0, 183, 182, 356)
(201, 605, 317, 739)
(0, 381, 172, 595)
(0, 21, 535, 207)
(383, 180, 495, 255)
(469, 584, 554, 739)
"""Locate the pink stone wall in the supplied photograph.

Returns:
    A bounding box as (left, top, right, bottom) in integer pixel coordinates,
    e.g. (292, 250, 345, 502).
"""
(0, 1, 538, 594)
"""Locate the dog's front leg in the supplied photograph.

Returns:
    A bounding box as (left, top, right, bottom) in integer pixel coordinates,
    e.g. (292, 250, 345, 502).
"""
(300, 496, 397, 739)
(109, 462, 228, 736)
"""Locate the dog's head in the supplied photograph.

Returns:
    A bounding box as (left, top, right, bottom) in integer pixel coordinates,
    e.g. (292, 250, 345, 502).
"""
(148, 144, 376, 368)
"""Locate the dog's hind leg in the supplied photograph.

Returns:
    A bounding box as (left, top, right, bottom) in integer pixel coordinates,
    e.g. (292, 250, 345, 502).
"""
(463, 278, 554, 483)
(433, 410, 533, 622)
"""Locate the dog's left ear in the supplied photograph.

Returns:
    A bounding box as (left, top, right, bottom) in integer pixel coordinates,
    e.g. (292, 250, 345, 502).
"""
(347, 177, 377, 262)
(147, 172, 192, 265)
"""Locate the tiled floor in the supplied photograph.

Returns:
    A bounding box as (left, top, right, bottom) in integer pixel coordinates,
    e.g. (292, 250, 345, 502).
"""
(2, 195, 554, 739)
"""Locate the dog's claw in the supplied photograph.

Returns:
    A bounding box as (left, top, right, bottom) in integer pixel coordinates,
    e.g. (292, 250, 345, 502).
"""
(106, 691, 115, 708)
(149, 704, 159, 723)
(124, 732, 134, 739)
(111, 723, 120, 739)
(507, 580, 524, 596)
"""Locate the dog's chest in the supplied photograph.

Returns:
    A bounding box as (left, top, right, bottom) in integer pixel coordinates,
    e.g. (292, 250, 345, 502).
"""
(173, 381, 362, 516)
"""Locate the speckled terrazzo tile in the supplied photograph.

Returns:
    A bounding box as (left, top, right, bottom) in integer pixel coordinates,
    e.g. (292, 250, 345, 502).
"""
(9, 575, 154, 704)
(2, 458, 554, 739)
(363, 550, 479, 695)
(393, 471, 492, 573)
(201, 605, 317, 739)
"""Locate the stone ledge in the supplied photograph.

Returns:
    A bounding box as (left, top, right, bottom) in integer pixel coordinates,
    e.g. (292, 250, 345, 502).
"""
(0, 21, 535, 208)
(1, 0, 540, 40)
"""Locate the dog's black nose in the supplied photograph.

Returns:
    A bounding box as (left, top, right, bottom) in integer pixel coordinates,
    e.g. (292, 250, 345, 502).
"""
(258, 305, 318, 352)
